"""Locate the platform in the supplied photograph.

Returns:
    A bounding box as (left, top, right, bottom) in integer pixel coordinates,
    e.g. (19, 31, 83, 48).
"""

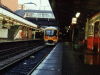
(31, 42, 100, 75)
(31, 43, 62, 75)
(0, 39, 42, 43)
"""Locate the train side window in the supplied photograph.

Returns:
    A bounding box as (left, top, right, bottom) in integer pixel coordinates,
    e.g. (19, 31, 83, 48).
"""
(88, 25, 93, 35)
(94, 21, 99, 33)
(91, 26, 93, 35)
(53, 30, 57, 36)
(88, 26, 91, 35)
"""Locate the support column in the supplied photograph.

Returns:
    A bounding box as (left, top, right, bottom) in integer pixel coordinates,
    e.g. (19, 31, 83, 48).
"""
(72, 29, 74, 42)
(20, 25, 23, 40)
(27, 27, 29, 39)
(22, 26, 26, 40)
(85, 18, 89, 40)
(34, 31, 36, 39)
(25, 26, 27, 40)
(31, 28, 32, 39)
(22, 25, 24, 40)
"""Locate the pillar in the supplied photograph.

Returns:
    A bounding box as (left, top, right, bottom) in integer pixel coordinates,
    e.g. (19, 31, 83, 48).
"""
(34, 31, 36, 39)
(31, 28, 32, 39)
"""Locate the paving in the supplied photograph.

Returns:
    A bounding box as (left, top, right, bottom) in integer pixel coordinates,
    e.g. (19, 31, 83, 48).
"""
(31, 42, 100, 75)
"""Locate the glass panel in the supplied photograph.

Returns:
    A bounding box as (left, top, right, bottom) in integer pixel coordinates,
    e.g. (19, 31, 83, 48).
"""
(48, 13, 54, 18)
(32, 13, 37, 17)
(94, 21, 99, 36)
(37, 13, 42, 17)
(45, 30, 57, 37)
(91, 26, 93, 35)
(25, 12, 55, 18)
(26, 12, 31, 17)
(88, 25, 93, 35)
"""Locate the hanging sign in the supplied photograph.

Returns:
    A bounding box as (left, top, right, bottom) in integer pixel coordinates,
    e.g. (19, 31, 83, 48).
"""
(72, 17, 77, 24)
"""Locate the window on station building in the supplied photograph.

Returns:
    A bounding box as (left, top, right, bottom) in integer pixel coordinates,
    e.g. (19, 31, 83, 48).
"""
(26, 12, 31, 17)
(37, 13, 42, 17)
(32, 13, 37, 17)
(25, 12, 55, 18)
(42, 13, 48, 18)
(48, 13, 54, 18)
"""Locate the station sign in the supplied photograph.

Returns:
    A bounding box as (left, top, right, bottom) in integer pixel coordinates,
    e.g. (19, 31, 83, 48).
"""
(71, 17, 77, 24)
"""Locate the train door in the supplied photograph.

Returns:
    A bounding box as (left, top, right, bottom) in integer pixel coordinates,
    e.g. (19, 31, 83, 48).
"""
(94, 21, 99, 51)
(98, 21, 100, 53)
(87, 25, 94, 50)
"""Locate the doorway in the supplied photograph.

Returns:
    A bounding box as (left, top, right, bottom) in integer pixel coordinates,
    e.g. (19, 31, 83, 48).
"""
(94, 21, 99, 51)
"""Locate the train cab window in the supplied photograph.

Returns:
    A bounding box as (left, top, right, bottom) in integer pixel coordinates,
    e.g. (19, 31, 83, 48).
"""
(45, 30, 57, 36)
(94, 21, 99, 33)
(53, 30, 57, 36)
(88, 25, 93, 35)
(91, 26, 93, 35)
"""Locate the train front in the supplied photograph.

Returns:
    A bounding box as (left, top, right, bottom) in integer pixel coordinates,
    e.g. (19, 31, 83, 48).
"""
(44, 29, 58, 45)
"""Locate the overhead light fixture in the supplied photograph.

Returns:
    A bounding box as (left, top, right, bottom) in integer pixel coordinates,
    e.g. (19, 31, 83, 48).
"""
(5, 18, 8, 20)
(72, 17, 77, 24)
(0, 16, 3, 19)
(76, 12, 80, 18)
(14, 22, 16, 23)
(92, 23, 94, 25)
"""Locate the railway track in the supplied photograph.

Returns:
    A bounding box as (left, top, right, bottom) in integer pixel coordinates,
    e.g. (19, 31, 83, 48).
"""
(0, 46, 55, 75)
(0, 41, 44, 61)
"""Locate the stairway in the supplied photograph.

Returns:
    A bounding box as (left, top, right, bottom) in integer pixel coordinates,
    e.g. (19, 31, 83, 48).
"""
(8, 25, 20, 40)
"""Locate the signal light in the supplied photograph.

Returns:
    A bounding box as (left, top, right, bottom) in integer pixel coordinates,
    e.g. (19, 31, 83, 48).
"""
(53, 37, 57, 39)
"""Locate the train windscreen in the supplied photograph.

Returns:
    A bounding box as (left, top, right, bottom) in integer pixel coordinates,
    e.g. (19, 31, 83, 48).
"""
(45, 30, 57, 36)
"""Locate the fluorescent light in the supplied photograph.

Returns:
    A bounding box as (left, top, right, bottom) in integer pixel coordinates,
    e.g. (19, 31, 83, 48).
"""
(76, 12, 80, 18)
(0, 16, 3, 19)
(92, 23, 94, 25)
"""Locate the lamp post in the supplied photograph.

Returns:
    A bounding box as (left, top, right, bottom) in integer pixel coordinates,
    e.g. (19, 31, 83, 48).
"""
(71, 12, 80, 43)
(76, 12, 80, 18)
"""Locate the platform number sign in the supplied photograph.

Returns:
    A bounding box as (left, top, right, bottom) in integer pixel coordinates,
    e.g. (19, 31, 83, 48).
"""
(72, 17, 77, 24)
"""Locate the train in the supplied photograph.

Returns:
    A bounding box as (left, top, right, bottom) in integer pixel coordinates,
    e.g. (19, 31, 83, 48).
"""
(44, 26, 59, 45)
(85, 12, 100, 53)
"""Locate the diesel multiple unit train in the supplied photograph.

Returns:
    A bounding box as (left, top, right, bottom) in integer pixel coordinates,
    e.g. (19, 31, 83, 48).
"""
(44, 27, 59, 45)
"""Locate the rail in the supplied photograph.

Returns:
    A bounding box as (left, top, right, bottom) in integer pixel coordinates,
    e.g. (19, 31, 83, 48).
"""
(0, 41, 44, 61)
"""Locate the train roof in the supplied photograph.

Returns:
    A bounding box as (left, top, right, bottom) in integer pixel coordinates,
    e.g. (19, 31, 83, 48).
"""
(45, 26, 58, 30)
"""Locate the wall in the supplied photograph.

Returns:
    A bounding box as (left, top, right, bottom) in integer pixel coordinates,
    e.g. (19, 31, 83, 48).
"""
(1, 0, 18, 11)
(0, 29, 8, 38)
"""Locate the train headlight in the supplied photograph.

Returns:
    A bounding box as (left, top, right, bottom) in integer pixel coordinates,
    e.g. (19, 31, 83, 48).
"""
(54, 40, 57, 43)
(53, 37, 57, 39)
(45, 36, 48, 39)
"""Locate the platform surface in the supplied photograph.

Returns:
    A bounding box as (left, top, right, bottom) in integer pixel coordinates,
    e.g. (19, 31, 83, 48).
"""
(31, 42, 100, 75)
(0, 39, 42, 43)
(31, 43, 62, 75)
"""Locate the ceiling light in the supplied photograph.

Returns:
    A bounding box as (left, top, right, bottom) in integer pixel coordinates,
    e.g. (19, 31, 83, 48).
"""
(76, 12, 80, 18)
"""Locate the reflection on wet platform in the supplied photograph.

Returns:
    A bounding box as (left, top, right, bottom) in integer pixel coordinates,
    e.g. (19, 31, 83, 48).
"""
(78, 50, 100, 65)
(69, 42, 100, 65)
(79, 54, 100, 65)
